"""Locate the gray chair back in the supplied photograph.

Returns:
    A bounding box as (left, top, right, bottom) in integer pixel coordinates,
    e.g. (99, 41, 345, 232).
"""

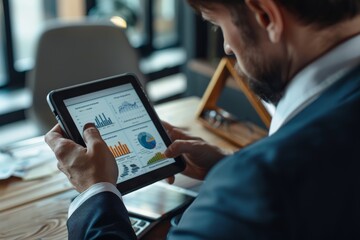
(26, 20, 145, 134)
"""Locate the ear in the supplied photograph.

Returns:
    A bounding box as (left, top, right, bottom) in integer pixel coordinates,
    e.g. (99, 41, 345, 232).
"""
(245, 0, 283, 43)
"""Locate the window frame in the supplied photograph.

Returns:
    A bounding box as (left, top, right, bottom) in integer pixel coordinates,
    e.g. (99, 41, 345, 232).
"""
(1, 0, 184, 89)
(1, 0, 24, 88)
(1, 0, 59, 89)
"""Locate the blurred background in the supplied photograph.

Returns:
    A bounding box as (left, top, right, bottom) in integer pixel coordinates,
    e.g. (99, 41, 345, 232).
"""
(0, 0, 265, 145)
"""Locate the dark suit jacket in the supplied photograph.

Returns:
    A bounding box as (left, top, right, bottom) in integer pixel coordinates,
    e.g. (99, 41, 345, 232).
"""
(68, 67, 360, 239)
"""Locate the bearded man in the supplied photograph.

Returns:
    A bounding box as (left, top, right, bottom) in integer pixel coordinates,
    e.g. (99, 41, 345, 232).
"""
(46, 0, 360, 239)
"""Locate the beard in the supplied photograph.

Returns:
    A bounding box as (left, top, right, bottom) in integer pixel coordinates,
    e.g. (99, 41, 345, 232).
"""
(235, 50, 288, 106)
(230, 7, 288, 105)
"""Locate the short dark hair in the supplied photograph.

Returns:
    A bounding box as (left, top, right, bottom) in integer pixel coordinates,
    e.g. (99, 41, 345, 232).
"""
(187, 0, 360, 28)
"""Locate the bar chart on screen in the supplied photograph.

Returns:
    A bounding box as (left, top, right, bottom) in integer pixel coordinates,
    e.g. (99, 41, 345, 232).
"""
(147, 152, 167, 165)
(109, 141, 131, 158)
(103, 132, 133, 159)
(95, 113, 114, 128)
(66, 99, 120, 135)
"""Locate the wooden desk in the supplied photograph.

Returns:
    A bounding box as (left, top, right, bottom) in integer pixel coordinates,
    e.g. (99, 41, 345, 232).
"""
(0, 97, 238, 239)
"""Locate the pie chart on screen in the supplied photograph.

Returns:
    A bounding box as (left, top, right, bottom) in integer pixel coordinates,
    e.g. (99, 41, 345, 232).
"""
(138, 132, 156, 149)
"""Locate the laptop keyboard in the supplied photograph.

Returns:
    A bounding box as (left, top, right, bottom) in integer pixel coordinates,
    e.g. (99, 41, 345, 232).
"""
(130, 216, 151, 237)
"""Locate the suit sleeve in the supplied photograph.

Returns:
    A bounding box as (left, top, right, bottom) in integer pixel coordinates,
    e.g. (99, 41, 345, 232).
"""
(67, 191, 137, 240)
(167, 150, 284, 240)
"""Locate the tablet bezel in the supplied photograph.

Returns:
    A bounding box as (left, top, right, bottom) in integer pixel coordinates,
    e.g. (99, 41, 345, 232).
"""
(47, 73, 185, 194)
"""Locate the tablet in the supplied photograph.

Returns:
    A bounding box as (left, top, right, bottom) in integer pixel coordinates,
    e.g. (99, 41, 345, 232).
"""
(47, 73, 185, 194)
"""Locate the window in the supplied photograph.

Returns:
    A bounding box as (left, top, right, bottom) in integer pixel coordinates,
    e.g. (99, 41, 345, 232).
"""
(88, 0, 148, 48)
(0, 0, 86, 88)
(1, 0, 183, 88)
(117, 0, 147, 48)
(9, 0, 57, 72)
(1, 0, 190, 128)
(88, 0, 181, 55)
(153, 0, 178, 49)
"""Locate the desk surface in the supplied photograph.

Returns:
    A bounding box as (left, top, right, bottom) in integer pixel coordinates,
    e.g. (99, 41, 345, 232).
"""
(0, 97, 239, 239)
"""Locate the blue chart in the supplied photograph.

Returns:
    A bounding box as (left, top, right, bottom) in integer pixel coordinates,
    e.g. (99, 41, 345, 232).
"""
(118, 101, 140, 114)
(138, 132, 156, 149)
(95, 113, 113, 128)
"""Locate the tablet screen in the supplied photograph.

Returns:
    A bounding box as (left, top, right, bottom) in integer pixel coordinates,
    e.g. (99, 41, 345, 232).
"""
(63, 83, 176, 183)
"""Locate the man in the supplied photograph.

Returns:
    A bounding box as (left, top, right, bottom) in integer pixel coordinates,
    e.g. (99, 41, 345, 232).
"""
(45, 0, 360, 239)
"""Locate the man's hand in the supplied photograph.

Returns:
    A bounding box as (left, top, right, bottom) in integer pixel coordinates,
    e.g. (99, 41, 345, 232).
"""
(163, 122, 231, 181)
(45, 123, 118, 193)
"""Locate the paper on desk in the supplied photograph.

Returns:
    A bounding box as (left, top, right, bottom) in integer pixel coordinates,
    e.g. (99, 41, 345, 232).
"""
(13, 146, 58, 180)
(13, 150, 56, 176)
(0, 140, 59, 180)
(19, 160, 58, 180)
(0, 153, 16, 179)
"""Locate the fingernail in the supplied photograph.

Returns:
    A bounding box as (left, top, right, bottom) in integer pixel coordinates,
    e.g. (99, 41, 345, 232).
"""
(164, 149, 171, 158)
(83, 122, 96, 131)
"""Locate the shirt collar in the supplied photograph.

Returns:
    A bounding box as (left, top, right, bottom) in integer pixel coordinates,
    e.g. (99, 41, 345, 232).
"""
(269, 34, 360, 135)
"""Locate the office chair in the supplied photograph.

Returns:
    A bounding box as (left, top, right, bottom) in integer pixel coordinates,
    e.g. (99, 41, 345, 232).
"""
(26, 20, 145, 135)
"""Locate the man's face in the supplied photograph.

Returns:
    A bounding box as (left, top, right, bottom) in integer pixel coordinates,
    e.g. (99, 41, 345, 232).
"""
(201, 4, 288, 104)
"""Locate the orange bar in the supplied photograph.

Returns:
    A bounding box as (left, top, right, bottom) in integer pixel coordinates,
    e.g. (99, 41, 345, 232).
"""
(119, 144, 126, 155)
(109, 142, 131, 157)
(110, 146, 115, 156)
(118, 144, 125, 155)
(124, 145, 129, 154)
(124, 145, 130, 154)
(114, 146, 118, 155)
(120, 142, 128, 154)
(109, 146, 115, 156)
(118, 143, 124, 155)
(113, 148, 119, 158)
(118, 146, 123, 156)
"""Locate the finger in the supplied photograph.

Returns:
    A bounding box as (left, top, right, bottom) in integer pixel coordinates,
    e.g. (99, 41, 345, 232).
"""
(166, 176, 175, 184)
(162, 121, 179, 141)
(161, 121, 175, 130)
(162, 121, 189, 135)
(168, 127, 202, 143)
(51, 124, 63, 134)
(45, 124, 67, 151)
(83, 123, 106, 149)
(164, 140, 199, 158)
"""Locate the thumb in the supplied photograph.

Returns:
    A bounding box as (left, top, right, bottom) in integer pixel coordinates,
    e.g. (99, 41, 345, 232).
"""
(83, 123, 103, 146)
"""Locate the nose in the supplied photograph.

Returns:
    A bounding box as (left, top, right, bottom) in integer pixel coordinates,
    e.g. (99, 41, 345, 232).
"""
(223, 41, 233, 55)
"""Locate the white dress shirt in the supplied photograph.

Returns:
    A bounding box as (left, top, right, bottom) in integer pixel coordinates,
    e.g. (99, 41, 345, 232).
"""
(269, 34, 360, 135)
(68, 182, 122, 218)
(68, 34, 360, 219)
